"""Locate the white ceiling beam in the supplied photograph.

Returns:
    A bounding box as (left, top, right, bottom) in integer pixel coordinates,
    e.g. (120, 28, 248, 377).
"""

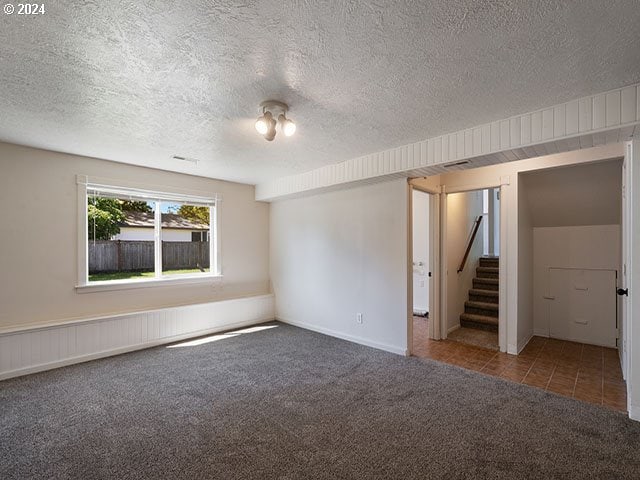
(256, 83, 640, 202)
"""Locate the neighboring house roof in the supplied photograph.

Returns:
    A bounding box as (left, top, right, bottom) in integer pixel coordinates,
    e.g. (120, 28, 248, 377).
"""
(119, 211, 209, 230)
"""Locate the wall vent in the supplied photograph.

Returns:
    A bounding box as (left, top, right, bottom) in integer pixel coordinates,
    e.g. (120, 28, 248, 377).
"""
(171, 155, 199, 164)
(443, 160, 471, 168)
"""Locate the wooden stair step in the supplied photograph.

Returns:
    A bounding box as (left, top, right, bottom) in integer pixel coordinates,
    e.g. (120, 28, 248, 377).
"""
(469, 288, 499, 304)
(460, 313, 499, 332)
(460, 313, 498, 325)
(464, 300, 499, 315)
(476, 266, 499, 279)
(473, 277, 498, 285)
(472, 280, 498, 292)
(476, 266, 499, 274)
(479, 256, 499, 267)
(469, 288, 498, 298)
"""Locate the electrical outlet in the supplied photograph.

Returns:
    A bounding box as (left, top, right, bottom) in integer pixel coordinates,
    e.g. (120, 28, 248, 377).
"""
(356, 313, 363, 324)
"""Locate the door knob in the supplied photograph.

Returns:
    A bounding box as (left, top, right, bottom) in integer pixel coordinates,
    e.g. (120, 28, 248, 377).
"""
(617, 288, 629, 296)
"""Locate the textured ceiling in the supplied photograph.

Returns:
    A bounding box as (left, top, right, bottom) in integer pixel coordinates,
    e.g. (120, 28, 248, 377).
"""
(521, 159, 622, 227)
(1, 1, 640, 185)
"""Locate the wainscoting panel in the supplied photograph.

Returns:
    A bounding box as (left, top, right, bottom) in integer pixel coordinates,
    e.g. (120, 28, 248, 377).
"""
(0, 294, 275, 380)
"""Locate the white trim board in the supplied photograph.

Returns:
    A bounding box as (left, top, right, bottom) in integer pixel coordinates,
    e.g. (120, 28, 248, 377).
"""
(0, 294, 275, 380)
(256, 83, 639, 201)
(277, 316, 408, 357)
(518, 332, 535, 354)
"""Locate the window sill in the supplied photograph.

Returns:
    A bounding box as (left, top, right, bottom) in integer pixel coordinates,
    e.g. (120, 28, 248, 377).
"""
(76, 274, 223, 293)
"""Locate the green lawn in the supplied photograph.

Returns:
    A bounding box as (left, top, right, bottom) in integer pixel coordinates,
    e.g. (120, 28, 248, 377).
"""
(89, 268, 208, 282)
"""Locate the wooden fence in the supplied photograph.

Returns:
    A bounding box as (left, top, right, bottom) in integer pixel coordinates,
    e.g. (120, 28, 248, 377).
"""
(88, 241, 210, 273)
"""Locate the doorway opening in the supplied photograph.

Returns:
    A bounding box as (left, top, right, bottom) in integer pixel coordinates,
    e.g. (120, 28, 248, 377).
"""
(411, 189, 431, 354)
(412, 189, 430, 319)
(519, 159, 623, 350)
(444, 188, 501, 351)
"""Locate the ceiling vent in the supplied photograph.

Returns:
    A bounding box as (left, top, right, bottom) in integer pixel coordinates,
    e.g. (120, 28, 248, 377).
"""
(443, 160, 471, 168)
(171, 155, 199, 165)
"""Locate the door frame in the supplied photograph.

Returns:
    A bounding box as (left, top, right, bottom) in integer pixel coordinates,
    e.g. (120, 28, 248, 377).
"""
(407, 182, 440, 354)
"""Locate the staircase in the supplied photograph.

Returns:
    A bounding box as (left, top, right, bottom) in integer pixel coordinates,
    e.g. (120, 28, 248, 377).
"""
(460, 256, 499, 332)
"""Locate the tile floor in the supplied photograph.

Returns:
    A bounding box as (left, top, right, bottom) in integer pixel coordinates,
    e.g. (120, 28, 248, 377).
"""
(412, 316, 627, 412)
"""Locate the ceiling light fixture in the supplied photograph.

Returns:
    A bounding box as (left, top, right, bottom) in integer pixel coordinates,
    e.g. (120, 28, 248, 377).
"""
(255, 100, 295, 141)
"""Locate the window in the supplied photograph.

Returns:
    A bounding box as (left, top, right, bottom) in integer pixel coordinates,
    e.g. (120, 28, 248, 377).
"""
(78, 177, 220, 288)
(88, 193, 157, 282)
(191, 231, 208, 242)
(160, 201, 211, 276)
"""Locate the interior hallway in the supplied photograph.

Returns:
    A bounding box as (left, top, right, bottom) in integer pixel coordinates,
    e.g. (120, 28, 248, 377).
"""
(412, 316, 627, 413)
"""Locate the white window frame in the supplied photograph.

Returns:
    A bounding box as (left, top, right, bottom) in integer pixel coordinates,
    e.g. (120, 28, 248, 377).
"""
(76, 175, 222, 293)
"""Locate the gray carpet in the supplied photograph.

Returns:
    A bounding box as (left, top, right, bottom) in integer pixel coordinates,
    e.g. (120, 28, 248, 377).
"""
(1, 322, 640, 479)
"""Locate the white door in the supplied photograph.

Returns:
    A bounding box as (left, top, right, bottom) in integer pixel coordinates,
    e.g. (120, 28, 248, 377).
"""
(412, 190, 429, 315)
(625, 138, 640, 418)
(620, 144, 631, 379)
(549, 268, 617, 347)
(412, 265, 429, 314)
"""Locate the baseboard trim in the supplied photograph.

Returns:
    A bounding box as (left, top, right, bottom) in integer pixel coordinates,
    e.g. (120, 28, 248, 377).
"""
(0, 294, 275, 381)
(447, 324, 460, 334)
(277, 316, 407, 356)
(532, 329, 617, 349)
(517, 332, 534, 354)
(629, 405, 640, 422)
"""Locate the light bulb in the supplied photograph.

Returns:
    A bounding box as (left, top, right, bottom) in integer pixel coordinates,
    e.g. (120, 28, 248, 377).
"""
(283, 119, 296, 136)
(278, 114, 296, 137)
(255, 115, 268, 135)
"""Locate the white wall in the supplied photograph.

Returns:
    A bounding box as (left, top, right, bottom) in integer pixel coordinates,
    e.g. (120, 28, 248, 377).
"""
(523, 160, 622, 227)
(533, 225, 621, 337)
(270, 178, 408, 355)
(412, 190, 429, 314)
(446, 190, 484, 332)
(0, 142, 270, 331)
(517, 175, 534, 351)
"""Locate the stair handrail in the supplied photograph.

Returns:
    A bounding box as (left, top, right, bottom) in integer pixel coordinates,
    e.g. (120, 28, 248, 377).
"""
(457, 215, 483, 273)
